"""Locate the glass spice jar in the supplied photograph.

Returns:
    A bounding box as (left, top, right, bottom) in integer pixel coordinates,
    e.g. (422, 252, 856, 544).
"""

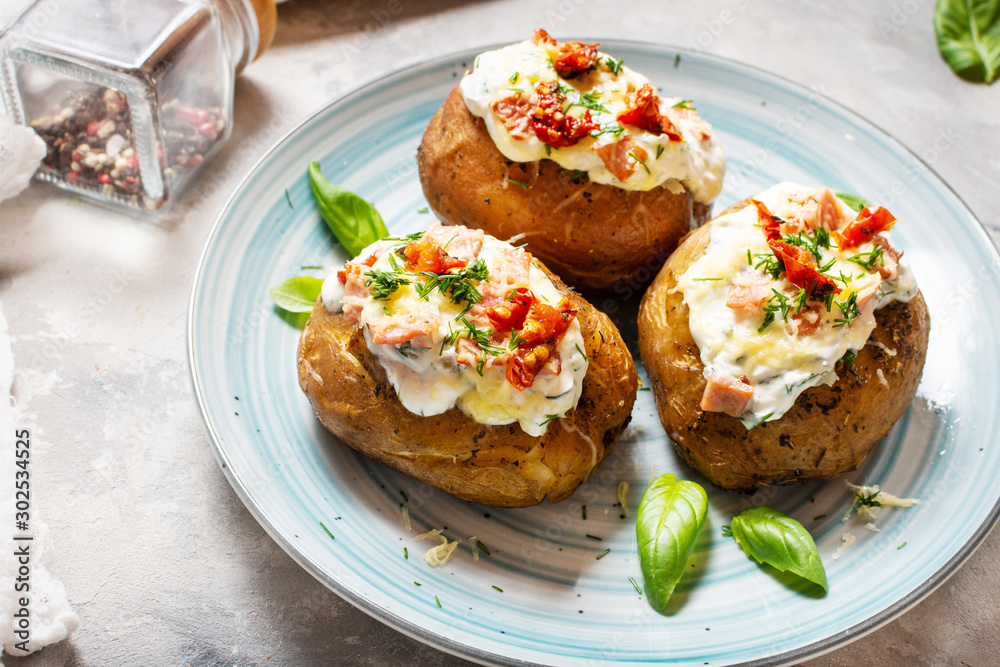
(0, 0, 276, 214)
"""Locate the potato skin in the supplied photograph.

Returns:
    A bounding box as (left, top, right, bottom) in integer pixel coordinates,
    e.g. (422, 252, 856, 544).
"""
(638, 223, 930, 492)
(417, 85, 710, 292)
(297, 264, 638, 507)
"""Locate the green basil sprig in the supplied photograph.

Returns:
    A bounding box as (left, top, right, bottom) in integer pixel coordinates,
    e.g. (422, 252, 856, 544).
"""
(269, 276, 324, 313)
(308, 160, 389, 257)
(834, 191, 870, 213)
(934, 0, 1000, 83)
(636, 474, 708, 612)
(724, 506, 828, 591)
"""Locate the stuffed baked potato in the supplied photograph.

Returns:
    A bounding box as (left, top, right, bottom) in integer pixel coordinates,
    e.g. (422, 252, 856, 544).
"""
(638, 184, 930, 491)
(417, 30, 725, 291)
(298, 223, 637, 507)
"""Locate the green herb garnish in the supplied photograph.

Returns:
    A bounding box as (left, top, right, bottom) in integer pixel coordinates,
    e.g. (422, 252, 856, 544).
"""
(308, 161, 389, 257)
(934, 0, 1000, 83)
(270, 276, 324, 313)
(725, 506, 827, 591)
(635, 474, 707, 611)
(365, 269, 411, 301)
(320, 521, 335, 541)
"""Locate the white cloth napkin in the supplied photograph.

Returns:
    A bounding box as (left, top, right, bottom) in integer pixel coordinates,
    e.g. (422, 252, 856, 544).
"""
(0, 114, 46, 204)
(0, 303, 80, 660)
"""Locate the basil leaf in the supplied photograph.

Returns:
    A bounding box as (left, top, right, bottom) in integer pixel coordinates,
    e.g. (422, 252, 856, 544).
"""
(308, 161, 389, 257)
(269, 276, 324, 313)
(727, 506, 828, 591)
(834, 191, 870, 213)
(934, 0, 1000, 84)
(636, 474, 708, 612)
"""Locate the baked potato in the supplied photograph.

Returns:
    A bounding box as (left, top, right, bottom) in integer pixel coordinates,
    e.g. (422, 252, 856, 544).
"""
(638, 185, 930, 491)
(297, 224, 638, 507)
(417, 31, 724, 291)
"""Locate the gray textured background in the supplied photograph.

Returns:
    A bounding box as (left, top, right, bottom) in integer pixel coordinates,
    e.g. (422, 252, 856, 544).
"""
(1, 0, 999, 665)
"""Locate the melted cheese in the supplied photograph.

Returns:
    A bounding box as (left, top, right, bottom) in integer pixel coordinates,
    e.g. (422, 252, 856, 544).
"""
(677, 182, 918, 427)
(326, 231, 588, 437)
(460, 38, 725, 203)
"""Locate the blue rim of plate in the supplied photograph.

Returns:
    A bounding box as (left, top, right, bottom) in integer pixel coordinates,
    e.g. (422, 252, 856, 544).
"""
(188, 40, 1000, 667)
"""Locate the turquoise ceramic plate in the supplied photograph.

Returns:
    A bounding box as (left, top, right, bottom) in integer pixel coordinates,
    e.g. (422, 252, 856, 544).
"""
(189, 42, 1000, 666)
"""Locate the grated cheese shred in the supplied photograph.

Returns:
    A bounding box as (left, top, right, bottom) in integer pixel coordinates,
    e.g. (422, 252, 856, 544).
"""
(414, 529, 459, 567)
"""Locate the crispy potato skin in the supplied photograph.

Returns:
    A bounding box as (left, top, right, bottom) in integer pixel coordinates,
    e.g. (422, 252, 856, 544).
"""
(638, 222, 930, 492)
(297, 264, 638, 507)
(417, 85, 710, 292)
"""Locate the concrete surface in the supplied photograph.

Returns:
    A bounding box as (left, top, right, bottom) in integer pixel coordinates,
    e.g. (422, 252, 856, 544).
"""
(1, 0, 999, 665)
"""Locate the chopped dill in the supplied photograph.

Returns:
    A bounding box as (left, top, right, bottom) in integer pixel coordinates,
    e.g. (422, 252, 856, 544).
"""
(320, 522, 335, 541)
(596, 548, 611, 560)
(365, 269, 410, 301)
(629, 152, 651, 175)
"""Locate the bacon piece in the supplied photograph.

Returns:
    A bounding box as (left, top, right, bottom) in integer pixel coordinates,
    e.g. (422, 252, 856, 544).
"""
(491, 95, 534, 140)
(369, 322, 432, 346)
(403, 235, 467, 273)
(531, 81, 599, 148)
(554, 41, 599, 79)
(532, 28, 557, 46)
(595, 136, 647, 182)
(835, 206, 897, 250)
(854, 274, 883, 311)
(339, 264, 369, 322)
(424, 223, 484, 263)
(673, 106, 712, 141)
(769, 241, 840, 298)
(871, 235, 903, 279)
(487, 287, 534, 332)
(791, 306, 824, 336)
(783, 187, 847, 233)
(700, 372, 753, 417)
(454, 338, 484, 367)
(617, 84, 682, 141)
(726, 270, 772, 312)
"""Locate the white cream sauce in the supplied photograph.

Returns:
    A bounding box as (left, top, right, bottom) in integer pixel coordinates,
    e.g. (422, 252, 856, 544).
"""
(460, 37, 725, 203)
(677, 182, 918, 428)
(325, 231, 588, 437)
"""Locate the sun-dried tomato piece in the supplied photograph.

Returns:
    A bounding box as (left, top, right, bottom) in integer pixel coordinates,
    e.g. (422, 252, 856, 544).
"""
(506, 343, 555, 391)
(835, 205, 897, 250)
(487, 288, 535, 332)
(518, 299, 577, 346)
(769, 240, 840, 298)
(617, 83, 683, 141)
(751, 199, 783, 242)
(554, 41, 599, 79)
(530, 81, 600, 148)
(403, 236, 467, 274)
